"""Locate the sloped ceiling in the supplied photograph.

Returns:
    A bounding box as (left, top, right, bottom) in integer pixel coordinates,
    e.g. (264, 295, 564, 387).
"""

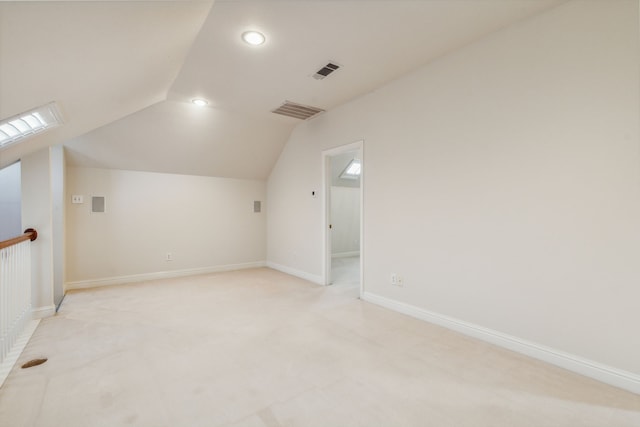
(64, 100, 293, 179)
(0, 0, 213, 167)
(1, 0, 567, 178)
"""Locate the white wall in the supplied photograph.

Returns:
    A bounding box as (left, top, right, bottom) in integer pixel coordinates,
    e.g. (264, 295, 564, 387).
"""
(50, 145, 65, 306)
(66, 167, 266, 285)
(330, 151, 361, 256)
(21, 148, 55, 317)
(330, 186, 360, 256)
(267, 0, 640, 385)
(0, 161, 22, 241)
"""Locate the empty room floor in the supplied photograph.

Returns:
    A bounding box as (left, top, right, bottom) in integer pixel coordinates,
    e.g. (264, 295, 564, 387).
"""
(330, 255, 359, 298)
(0, 268, 638, 427)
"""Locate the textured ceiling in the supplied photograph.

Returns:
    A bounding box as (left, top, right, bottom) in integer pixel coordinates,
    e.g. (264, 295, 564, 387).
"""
(1, 0, 567, 178)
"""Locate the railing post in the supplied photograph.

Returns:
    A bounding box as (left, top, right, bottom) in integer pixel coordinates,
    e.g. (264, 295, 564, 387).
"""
(24, 228, 38, 242)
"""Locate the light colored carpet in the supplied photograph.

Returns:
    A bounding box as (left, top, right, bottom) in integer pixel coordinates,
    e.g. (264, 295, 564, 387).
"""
(0, 267, 638, 427)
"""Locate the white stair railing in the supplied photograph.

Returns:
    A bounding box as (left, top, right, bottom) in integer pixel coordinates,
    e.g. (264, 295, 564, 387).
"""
(0, 229, 37, 386)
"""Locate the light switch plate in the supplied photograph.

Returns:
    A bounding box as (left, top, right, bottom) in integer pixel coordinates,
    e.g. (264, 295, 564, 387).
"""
(72, 195, 83, 204)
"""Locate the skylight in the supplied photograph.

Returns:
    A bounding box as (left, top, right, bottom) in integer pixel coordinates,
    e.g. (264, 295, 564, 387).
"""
(340, 159, 361, 180)
(0, 102, 63, 149)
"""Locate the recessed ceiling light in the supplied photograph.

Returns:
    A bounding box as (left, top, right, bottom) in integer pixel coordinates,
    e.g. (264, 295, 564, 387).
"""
(192, 99, 208, 107)
(242, 31, 265, 46)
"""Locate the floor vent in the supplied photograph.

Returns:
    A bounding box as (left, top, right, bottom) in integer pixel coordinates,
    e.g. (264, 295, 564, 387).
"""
(272, 101, 325, 120)
(313, 62, 340, 80)
(22, 358, 47, 369)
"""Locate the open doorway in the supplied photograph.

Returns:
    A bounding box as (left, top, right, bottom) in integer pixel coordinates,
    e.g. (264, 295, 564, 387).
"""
(323, 141, 363, 298)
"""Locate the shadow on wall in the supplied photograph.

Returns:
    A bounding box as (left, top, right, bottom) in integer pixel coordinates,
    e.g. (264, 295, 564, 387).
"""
(0, 162, 22, 241)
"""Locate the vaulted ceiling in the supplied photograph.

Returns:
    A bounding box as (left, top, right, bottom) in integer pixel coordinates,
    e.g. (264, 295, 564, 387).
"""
(0, 0, 566, 179)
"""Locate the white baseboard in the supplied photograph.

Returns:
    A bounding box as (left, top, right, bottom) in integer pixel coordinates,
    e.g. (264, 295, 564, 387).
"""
(65, 261, 267, 291)
(332, 251, 360, 259)
(266, 261, 323, 285)
(0, 319, 40, 388)
(32, 305, 56, 319)
(362, 291, 640, 395)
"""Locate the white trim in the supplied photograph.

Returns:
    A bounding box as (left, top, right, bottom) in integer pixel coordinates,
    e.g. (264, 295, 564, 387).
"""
(0, 319, 40, 388)
(362, 291, 640, 395)
(332, 251, 360, 259)
(323, 140, 363, 157)
(322, 148, 331, 285)
(65, 261, 266, 291)
(32, 305, 56, 319)
(266, 261, 323, 285)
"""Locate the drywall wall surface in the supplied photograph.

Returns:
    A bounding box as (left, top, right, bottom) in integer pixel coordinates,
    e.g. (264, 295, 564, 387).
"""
(21, 148, 54, 313)
(66, 167, 266, 282)
(330, 186, 360, 255)
(50, 145, 65, 307)
(267, 0, 640, 376)
(0, 161, 22, 241)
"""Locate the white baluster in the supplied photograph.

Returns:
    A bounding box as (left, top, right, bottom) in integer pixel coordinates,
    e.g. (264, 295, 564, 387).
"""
(0, 240, 32, 367)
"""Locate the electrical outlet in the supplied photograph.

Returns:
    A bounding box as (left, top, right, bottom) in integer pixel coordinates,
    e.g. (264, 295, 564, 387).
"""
(391, 273, 403, 287)
(71, 195, 83, 204)
(166, 252, 173, 261)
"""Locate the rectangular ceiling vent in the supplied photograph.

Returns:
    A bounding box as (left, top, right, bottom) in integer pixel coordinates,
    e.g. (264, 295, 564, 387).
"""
(313, 62, 340, 80)
(271, 101, 325, 120)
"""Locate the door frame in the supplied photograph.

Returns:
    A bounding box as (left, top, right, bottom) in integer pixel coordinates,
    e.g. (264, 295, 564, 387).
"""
(322, 140, 364, 298)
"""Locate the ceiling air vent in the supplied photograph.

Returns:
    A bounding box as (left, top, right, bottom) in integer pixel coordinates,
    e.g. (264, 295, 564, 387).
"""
(272, 101, 325, 120)
(313, 62, 340, 80)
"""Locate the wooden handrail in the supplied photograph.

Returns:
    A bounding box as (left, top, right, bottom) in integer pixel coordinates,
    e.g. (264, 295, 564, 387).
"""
(0, 228, 38, 250)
